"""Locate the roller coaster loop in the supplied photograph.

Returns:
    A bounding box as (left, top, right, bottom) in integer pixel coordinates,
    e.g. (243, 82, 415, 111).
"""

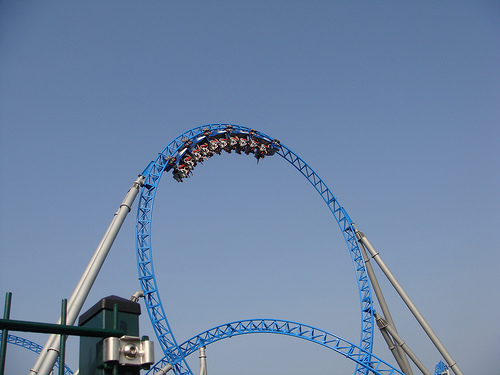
(147, 319, 404, 375)
(0, 333, 73, 375)
(136, 124, 374, 375)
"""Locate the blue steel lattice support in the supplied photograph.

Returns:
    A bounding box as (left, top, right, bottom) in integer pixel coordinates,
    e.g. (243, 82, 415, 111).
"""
(434, 361, 449, 375)
(275, 144, 373, 356)
(0, 333, 73, 375)
(135, 124, 374, 375)
(146, 319, 403, 375)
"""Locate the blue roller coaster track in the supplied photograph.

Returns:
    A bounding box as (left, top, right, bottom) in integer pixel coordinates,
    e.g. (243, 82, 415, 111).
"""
(0, 333, 73, 375)
(148, 319, 403, 375)
(136, 124, 375, 375)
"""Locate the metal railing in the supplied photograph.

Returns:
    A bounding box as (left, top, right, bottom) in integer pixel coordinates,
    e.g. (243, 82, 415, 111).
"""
(0, 292, 125, 375)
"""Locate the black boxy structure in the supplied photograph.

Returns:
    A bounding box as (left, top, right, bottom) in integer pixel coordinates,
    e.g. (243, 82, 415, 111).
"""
(78, 295, 141, 375)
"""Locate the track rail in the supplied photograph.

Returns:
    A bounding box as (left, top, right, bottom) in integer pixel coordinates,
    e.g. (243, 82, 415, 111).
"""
(147, 319, 403, 375)
(136, 124, 374, 375)
(0, 333, 73, 375)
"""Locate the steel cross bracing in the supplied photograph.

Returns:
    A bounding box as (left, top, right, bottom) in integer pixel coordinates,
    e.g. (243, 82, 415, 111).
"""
(147, 319, 403, 375)
(0, 333, 73, 375)
(136, 124, 374, 375)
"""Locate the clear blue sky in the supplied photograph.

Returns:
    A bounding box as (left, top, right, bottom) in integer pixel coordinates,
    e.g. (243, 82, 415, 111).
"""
(1, 1, 498, 374)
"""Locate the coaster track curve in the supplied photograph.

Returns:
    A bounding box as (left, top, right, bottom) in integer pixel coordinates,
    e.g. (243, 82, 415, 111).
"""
(136, 124, 374, 375)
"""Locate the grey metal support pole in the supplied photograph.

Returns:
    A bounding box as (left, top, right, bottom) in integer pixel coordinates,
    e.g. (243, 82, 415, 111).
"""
(355, 231, 413, 375)
(158, 364, 173, 374)
(199, 346, 207, 375)
(356, 230, 464, 375)
(31, 175, 145, 375)
(31, 208, 121, 373)
(376, 314, 431, 375)
(378, 322, 407, 372)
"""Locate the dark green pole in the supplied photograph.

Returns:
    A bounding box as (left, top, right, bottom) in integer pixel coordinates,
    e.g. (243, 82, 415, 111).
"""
(0, 320, 124, 337)
(113, 304, 119, 375)
(59, 299, 67, 375)
(0, 292, 12, 375)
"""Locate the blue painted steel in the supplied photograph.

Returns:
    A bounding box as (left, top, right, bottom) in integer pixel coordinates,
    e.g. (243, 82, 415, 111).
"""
(0, 333, 73, 375)
(135, 124, 374, 375)
(147, 319, 403, 375)
(434, 361, 449, 375)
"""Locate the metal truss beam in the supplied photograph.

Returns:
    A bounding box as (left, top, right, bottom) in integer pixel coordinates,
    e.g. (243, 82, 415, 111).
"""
(0, 333, 73, 375)
(136, 124, 374, 375)
(146, 319, 403, 375)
